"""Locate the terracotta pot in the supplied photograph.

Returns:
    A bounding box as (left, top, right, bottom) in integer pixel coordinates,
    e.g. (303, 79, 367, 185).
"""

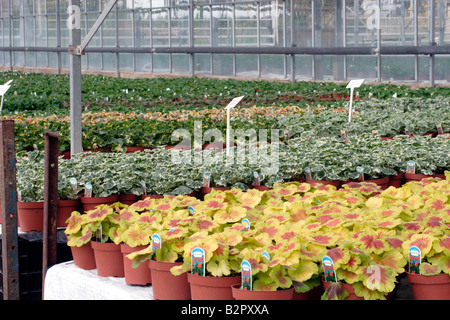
(121, 244, 152, 286)
(149, 260, 191, 300)
(118, 194, 140, 206)
(57, 199, 80, 227)
(251, 185, 271, 191)
(389, 172, 404, 188)
(305, 179, 341, 188)
(188, 273, 240, 300)
(141, 194, 165, 200)
(231, 284, 294, 300)
(70, 241, 96, 270)
(406, 272, 450, 300)
(91, 241, 124, 277)
(80, 194, 119, 212)
(404, 173, 446, 183)
(17, 201, 44, 232)
(364, 176, 390, 190)
(322, 281, 364, 300)
(124, 146, 146, 153)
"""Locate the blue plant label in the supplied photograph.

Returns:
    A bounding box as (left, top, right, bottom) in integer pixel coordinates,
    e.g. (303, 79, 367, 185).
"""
(241, 260, 252, 291)
(191, 247, 206, 276)
(241, 218, 250, 232)
(203, 173, 211, 187)
(322, 256, 337, 283)
(357, 166, 364, 181)
(253, 172, 260, 186)
(188, 206, 195, 216)
(409, 246, 421, 275)
(406, 160, 415, 174)
(262, 251, 270, 261)
(151, 233, 161, 260)
(84, 182, 93, 198)
(305, 167, 312, 180)
(70, 178, 77, 191)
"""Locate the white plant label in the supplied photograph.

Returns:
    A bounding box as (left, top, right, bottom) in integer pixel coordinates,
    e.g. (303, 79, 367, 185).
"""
(225, 96, 245, 156)
(0, 80, 12, 114)
(346, 79, 364, 123)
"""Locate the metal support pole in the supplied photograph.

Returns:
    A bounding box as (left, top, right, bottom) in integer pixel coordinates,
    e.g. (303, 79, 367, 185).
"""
(290, 0, 295, 82)
(429, 0, 436, 87)
(42, 131, 59, 299)
(0, 120, 19, 300)
(69, 0, 82, 156)
(377, 0, 381, 82)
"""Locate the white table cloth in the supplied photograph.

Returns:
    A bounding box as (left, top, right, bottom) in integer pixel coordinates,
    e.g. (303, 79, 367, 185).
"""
(44, 261, 154, 300)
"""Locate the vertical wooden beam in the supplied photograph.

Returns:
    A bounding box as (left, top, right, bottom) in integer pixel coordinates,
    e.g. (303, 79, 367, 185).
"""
(42, 131, 59, 299)
(0, 120, 19, 300)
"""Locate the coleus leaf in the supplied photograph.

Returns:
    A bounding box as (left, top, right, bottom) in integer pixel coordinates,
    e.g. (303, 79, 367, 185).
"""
(288, 260, 319, 283)
(321, 282, 350, 300)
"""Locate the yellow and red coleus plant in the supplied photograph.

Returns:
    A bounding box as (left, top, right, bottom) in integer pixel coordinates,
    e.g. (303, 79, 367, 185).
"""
(65, 171, 449, 299)
(65, 202, 124, 246)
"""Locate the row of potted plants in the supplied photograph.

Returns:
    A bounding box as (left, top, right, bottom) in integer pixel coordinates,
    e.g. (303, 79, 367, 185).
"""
(14, 133, 449, 231)
(4, 96, 450, 152)
(64, 172, 450, 300)
(4, 71, 449, 115)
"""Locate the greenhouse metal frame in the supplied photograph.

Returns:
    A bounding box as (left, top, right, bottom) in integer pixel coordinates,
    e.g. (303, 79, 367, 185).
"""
(0, 0, 449, 86)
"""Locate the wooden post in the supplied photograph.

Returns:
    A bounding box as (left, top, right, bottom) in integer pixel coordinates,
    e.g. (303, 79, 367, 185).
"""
(0, 120, 20, 300)
(42, 131, 59, 298)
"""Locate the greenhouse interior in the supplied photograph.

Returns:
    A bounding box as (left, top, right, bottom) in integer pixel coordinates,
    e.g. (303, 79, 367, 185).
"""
(0, 0, 449, 305)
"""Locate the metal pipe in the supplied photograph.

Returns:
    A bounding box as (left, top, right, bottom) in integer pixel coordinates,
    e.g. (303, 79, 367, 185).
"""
(42, 131, 59, 299)
(0, 120, 19, 300)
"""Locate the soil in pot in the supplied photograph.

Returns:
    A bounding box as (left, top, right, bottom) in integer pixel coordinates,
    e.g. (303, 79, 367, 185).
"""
(149, 260, 191, 300)
(406, 272, 450, 300)
(121, 244, 152, 285)
(57, 199, 80, 228)
(70, 241, 97, 270)
(80, 194, 119, 212)
(188, 273, 240, 300)
(17, 201, 44, 232)
(231, 284, 294, 300)
(91, 241, 124, 277)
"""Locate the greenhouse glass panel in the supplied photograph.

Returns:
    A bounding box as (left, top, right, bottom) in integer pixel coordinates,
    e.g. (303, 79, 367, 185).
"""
(381, 55, 415, 81)
(194, 53, 211, 74)
(294, 55, 312, 80)
(260, 54, 284, 78)
(170, 5, 189, 47)
(346, 55, 378, 80)
(172, 53, 190, 74)
(235, 3, 257, 46)
(119, 52, 134, 71)
(212, 53, 233, 76)
(135, 53, 152, 72)
(152, 7, 169, 46)
(194, 4, 211, 46)
(236, 54, 258, 77)
(212, 4, 233, 47)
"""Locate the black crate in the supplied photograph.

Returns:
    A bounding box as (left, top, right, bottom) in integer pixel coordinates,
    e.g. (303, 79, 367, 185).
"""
(1, 229, 73, 300)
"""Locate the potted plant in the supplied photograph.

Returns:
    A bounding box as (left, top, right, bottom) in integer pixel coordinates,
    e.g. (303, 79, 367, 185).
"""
(57, 157, 82, 227)
(127, 195, 203, 300)
(16, 150, 45, 232)
(116, 206, 155, 285)
(71, 152, 120, 211)
(399, 173, 450, 300)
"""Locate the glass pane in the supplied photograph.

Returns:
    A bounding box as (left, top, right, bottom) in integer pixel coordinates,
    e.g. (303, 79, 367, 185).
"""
(346, 55, 377, 80)
(170, 6, 189, 46)
(194, 5, 210, 46)
(172, 53, 189, 74)
(194, 53, 211, 74)
(235, 54, 257, 77)
(235, 3, 257, 46)
(152, 8, 169, 46)
(260, 54, 284, 78)
(212, 53, 233, 76)
(381, 56, 415, 81)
